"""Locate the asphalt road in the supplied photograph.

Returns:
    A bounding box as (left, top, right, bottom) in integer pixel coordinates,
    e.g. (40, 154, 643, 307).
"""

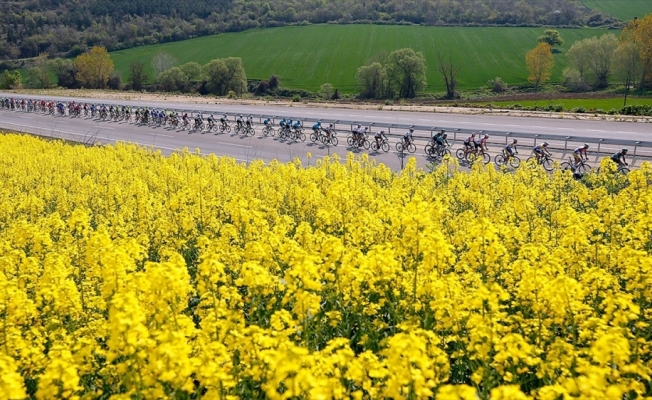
(0, 92, 650, 170)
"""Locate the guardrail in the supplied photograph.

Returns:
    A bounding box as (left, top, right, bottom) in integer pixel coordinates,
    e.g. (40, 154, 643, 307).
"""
(3, 97, 651, 159)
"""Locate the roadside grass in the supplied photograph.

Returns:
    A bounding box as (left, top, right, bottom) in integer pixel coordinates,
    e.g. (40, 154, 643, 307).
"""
(110, 24, 613, 93)
(468, 97, 652, 111)
(581, 0, 652, 22)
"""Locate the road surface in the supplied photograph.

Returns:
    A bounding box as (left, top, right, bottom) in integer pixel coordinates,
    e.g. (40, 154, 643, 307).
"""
(0, 93, 650, 170)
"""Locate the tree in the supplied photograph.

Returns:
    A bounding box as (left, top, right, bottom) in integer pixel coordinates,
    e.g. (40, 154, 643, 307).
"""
(319, 83, 334, 99)
(48, 58, 78, 88)
(0, 70, 21, 89)
(622, 15, 652, 88)
(525, 43, 554, 91)
(127, 61, 148, 91)
(74, 46, 114, 89)
(203, 59, 229, 95)
(268, 75, 280, 90)
(151, 51, 178, 78)
(356, 62, 386, 99)
(567, 34, 618, 89)
(27, 54, 51, 89)
(538, 30, 564, 48)
(567, 40, 592, 81)
(385, 48, 426, 98)
(613, 41, 643, 105)
(180, 62, 202, 81)
(223, 58, 247, 95)
(158, 67, 189, 92)
(437, 52, 460, 99)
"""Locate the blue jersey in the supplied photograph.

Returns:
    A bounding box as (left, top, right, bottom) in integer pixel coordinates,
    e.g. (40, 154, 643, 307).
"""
(313, 123, 321, 130)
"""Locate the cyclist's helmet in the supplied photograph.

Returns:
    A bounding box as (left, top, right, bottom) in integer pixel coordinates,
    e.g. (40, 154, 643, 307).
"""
(410, 128, 414, 132)
(380, 130, 385, 134)
(584, 143, 589, 148)
(484, 134, 489, 138)
(442, 133, 447, 138)
(441, 129, 446, 133)
(329, 124, 333, 127)
(622, 148, 629, 153)
(512, 139, 518, 144)
(543, 142, 549, 146)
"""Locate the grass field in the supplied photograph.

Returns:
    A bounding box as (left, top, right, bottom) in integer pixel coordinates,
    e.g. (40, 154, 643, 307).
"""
(110, 25, 614, 93)
(482, 97, 652, 110)
(581, 0, 652, 22)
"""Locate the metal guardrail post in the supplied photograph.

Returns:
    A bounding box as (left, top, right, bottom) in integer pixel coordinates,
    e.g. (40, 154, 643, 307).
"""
(635, 141, 640, 157)
(598, 139, 603, 153)
(534, 134, 539, 146)
(565, 137, 570, 151)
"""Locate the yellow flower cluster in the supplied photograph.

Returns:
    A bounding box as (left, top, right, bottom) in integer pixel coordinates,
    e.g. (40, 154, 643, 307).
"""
(0, 133, 651, 399)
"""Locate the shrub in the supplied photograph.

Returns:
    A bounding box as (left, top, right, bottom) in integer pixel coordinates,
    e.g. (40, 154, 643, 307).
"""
(487, 77, 508, 93)
(292, 94, 301, 102)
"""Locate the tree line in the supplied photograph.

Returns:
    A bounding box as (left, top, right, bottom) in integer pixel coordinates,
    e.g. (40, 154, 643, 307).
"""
(0, 0, 623, 61)
(524, 14, 652, 102)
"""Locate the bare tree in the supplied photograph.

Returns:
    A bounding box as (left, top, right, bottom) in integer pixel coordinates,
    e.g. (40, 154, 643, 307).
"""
(151, 51, 178, 78)
(437, 51, 460, 99)
(128, 61, 148, 91)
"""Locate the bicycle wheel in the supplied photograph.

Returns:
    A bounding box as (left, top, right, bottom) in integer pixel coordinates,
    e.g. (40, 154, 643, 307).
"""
(542, 158, 553, 172)
(578, 163, 591, 174)
(481, 152, 490, 164)
(247, 127, 256, 136)
(494, 154, 506, 166)
(619, 166, 630, 174)
(381, 142, 390, 153)
(425, 144, 435, 157)
(407, 143, 417, 153)
(362, 139, 370, 150)
(509, 156, 521, 168)
(560, 162, 573, 171)
(396, 142, 404, 152)
(347, 136, 355, 146)
(456, 148, 466, 160)
(440, 148, 451, 158)
(310, 133, 319, 142)
(298, 132, 306, 142)
(330, 136, 338, 146)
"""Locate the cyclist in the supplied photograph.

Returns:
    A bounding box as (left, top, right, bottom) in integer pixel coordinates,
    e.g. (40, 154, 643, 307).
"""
(533, 142, 551, 163)
(403, 128, 414, 147)
(474, 134, 489, 155)
(503, 139, 518, 161)
(182, 113, 189, 127)
(246, 115, 254, 129)
(573, 144, 589, 168)
(207, 114, 216, 129)
(263, 117, 272, 127)
(312, 121, 322, 134)
(435, 132, 449, 150)
(292, 119, 302, 132)
(220, 113, 229, 127)
(353, 124, 363, 144)
(374, 130, 386, 148)
(610, 148, 628, 168)
(236, 114, 244, 130)
(463, 132, 476, 155)
(324, 124, 335, 141)
(194, 114, 203, 129)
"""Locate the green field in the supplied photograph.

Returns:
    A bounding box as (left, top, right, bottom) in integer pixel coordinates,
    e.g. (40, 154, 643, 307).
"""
(110, 25, 614, 93)
(483, 97, 652, 110)
(581, 0, 652, 22)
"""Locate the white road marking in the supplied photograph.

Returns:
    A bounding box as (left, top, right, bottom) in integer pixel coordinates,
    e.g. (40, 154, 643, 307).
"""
(147, 132, 174, 137)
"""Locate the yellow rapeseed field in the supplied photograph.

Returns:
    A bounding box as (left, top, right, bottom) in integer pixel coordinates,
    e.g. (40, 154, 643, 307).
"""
(0, 133, 651, 400)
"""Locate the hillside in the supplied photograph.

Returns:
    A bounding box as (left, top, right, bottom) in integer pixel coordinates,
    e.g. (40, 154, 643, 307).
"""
(110, 25, 612, 93)
(0, 0, 622, 61)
